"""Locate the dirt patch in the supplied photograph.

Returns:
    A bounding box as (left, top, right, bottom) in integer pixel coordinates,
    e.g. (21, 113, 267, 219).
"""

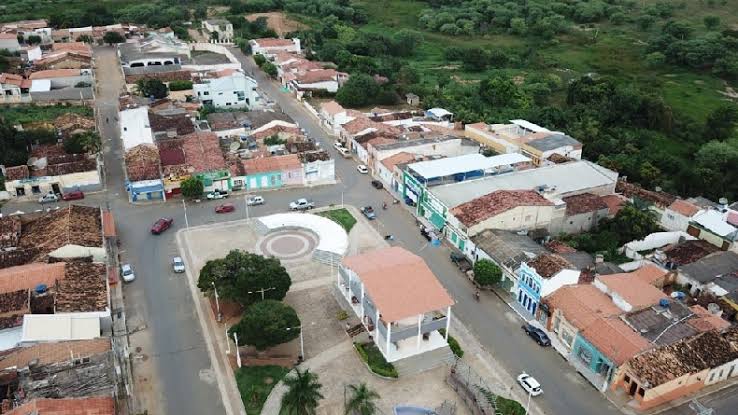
(718, 84, 738, 99)
(246, 12, 307, 36)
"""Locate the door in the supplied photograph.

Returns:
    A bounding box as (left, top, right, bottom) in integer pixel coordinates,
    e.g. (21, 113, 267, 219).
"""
(628, 381, 638, 396)
(51, 183, 61, 195)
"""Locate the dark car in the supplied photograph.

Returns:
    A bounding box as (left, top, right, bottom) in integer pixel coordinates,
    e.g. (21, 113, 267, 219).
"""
(215, 203, 235, 214)
(522, 323, 551, 347)
(371, 180, 383, 189)
(450, 252, 473, 272)
(61, 190, 84, 201)
(151, 217, 174, 234)
(419, 225, 434, 241)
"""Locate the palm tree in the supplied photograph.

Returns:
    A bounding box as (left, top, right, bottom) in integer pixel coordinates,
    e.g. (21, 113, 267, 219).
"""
(281, 368, 323, 415)
(344, 383, 380, 415)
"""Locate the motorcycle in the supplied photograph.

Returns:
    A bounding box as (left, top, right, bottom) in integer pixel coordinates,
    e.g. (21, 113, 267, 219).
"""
(384, 234, 395, 241)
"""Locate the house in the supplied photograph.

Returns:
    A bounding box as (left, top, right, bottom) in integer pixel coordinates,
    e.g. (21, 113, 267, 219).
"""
(193, 69, 261, 109)
(289, 69, 348, 93)
(148, 109, 195, 139)
(521, 131, 582, 166)
(181, 131, 229, 192)
(424, 108, 454, 123)
(379, 152, 418, 193)
(0, 72, 32, 103)
(613, 328, 738, 411)
(28, 68, 92, 89)
(337, 247, 454, 369)
(158, 138, 189, 194)
(239, 154, 303, 190)
(687, 209, 738, 251)
(560, 193, 609, 234)
(207, 111, 252, 138)
(371, 136, 480, 180)
(0, 33, 21, 52)
(249, 38, 301, 56)
(406, 93, 419, 106)
(675, 251, 738, 296)
(661, 199, 701, 232)
(658, 239, 719, 269)
(319, 100, 348, 134)
(125, 144, 162, 183)
(202, 20, 234, 42)
(516, 254, 580, 316)
(470, 229, 550, 290)
(593, 268, 669, 312)
(119, 106, 154, 150)
(623, 231, 696, 261)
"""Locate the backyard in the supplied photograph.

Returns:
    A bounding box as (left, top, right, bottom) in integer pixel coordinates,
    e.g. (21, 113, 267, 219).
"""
(0, 104, 93, 126)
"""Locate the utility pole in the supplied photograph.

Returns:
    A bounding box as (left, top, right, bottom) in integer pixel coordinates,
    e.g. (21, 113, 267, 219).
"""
(212, 282, 221, 322)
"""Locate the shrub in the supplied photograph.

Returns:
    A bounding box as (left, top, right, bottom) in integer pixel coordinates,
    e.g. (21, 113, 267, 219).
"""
(230, 300, 301, 350)
(180, 177, 203, 199)
(355, 343, 398, 378)
(169, 80, 193, 91)
(439, 329, 463, 358)
(473, 259, 502, 286)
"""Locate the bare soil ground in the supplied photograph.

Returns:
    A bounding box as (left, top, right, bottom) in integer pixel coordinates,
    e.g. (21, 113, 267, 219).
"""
(245, 12, 307, 36)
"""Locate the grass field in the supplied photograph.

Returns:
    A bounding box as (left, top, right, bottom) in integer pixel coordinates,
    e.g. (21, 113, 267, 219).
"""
(0, 104, 93, 126)
(318, 208, 357, 232)
(235, 365, 289, 414)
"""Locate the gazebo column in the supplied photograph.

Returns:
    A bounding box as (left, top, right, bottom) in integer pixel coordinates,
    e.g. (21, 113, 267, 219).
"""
(386, 322, 392, 355)
(445, 307, 451, 341)
(416, 313, 423, 350)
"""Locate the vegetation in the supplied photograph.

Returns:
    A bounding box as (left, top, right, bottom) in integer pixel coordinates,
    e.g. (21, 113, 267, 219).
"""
(438, 328, 463, 358)
(344, 383, 380, 415)
(281, 368, 324, 415)
(63, 131, 101, 154)
(0, 118, 61, 167)
(230, 300, 301, 350)
(354, 343, 398, 378)
(317, 208, 357, 232)
(264, 135, 287, 146)
(495, 397, 526, 415)
(473, 259, 502, 287)
(0, 104, 92, 126)
(168, 80, 193, 91)
(197, 249, 292, 307)
(136, 78, 168, 99)
(235, 365, 289, 414)
(180, 177, 204, 199)
(102, 31, 125, 45)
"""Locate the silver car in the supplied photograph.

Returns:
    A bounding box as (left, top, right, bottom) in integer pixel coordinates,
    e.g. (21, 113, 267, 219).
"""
(172, 257, 185, 273)
(121, 264, 135, 282)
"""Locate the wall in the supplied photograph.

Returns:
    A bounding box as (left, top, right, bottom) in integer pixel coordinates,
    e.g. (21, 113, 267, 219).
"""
(211, 127, 246, 139)
(623, 231, 694, 260)
(371, 138, 479, 174)
(353, 139, 369, 164)
(557, 208, 609, 235)
(660, 209, 692, 232)
(5, 168, 100, 198)
(59, 169, 102, 191)
(282, 167, 303, 186)
(459, 205, 556, 237)
(0, 38, 21, 52)
(688, 225, 731, 250)
(571, 334, 614, 390)
(245, 171, 282, 190)
(294, 80, 338, 93)
(613, 368, 707, 411)
(41, 74, 91, 89)
(705, 358, 738, 386)
(464, 124, 518, 154)
(303, 159, 335, 185)
(30, 87, 93, 102)
(551, 309, 578, 351)
(541, 270, 580, 298)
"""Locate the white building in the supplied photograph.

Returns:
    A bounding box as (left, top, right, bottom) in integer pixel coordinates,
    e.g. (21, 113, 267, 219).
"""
(0, 33, 21, 52)
(119, 106, 153, 150)
(202, 20, 234, 42)
(289, 69, 347, 93)
(249, 38, 301, 56)
(193, 70, 261, 109)
(660, 199, 701, 232)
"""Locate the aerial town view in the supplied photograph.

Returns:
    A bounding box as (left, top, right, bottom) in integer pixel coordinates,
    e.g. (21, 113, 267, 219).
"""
(1, 1, 737, 414)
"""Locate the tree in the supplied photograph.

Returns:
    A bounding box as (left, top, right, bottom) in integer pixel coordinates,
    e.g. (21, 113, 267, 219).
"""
(194, 4, 208, 20)
(253, 54, 266, 66)
(703, 104, 738, 141)
(136, 78, 168, 99)
(103, 31, 125, 45)
(26, 35, 42, 45)
(262, 61, 278, 78)
(479, 76, 527, 108)
(344, 383, 379, 415)
(391, 30, 423, 56)
(282, 369, 323, 415)
(460, 47, 488, 72)
(198, 250, 292, 306)
(64, 132, 101, 154)
(601, 204, 660, 246)
(229, 300, 300, 350)
(336, 74, 379, 107)
(76, 34, 93, 43)
(473, 259, 502, 286)
(703, 15, 720, 30)
(180, 177, 204, 199)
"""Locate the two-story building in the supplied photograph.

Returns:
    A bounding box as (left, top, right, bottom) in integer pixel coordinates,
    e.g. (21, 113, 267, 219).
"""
(202, 20, 234, 42)
(516, 254, 579, 316)
(249, 38, 301, 56)
(193, 69, 261, 109)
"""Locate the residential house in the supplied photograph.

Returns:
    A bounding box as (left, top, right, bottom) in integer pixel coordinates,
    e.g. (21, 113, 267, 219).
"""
(470, 229, 549, 290)
(207, 111, 252, 138)
(516, 254, 580, 316)
(675, 251, 738, 296)
(300, 151, 335, 186)
(379, 152, 418, 193)
(661, 199, 701, 232)
(613, 328, 738, 411)
(560, 193, 609, 234)
(319, 100, 349, 135)
(193, 69, 261, 109)
(406, 93, 420, 106)
(148, 109, 195, 140)
(593, 268, 669, 313)
(337, 247, 454, 369)
(623, 231, 696, 261)
(687, 209, 738, 251)
(125, 144, 162, 183)
(158, 138, 189, 194)
(288, 69, 348, 93)
(119, 106, 154, 150)
(249, 38, 301, 56)
(0, 33, 21, 52)
(28, 68, 92, 89)
(615, 179, 676, 220)
(202, 20, 234, 42)
(424, 108, 454, 123)
(657, 239, 719, 269)
(181, 131, 229, 192)
(0, 73, 31, 103)
(238, 154, 303, 190)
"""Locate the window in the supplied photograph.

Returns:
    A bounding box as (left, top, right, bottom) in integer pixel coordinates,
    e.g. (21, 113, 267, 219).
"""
(667, 213, 675, 220)
(637, 388, 645, 397)
(709, 373, 716, 382)
(203, 91, 209, 96)
(31, 185, 41, 194)
(525, 215, 532, 222)
(123, 127, 128, 131)
(624, 375, 630, 384)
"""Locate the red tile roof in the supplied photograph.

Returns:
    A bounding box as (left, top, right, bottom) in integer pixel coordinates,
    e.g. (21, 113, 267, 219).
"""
(320, 101, 345, 116)
(157, 139, 186, 166)
(342, 247, 454, 322)
(3, 165, 30, 181)
(527, 253, 573, 278)
(581, 318, 650, 365)
(545, 284, 622, 331)
(0, 263, 66, 294)
(181, 131, 226, 173)
(562, 193, 608, 215)
(28, 69, 81, 79)
(51, 42, 92, 53)
(631, 264, 668, 285)
(600, 194, 626, 216)
(5, 397, 115, 415)
(668, 199, 700, 217)
(254, 38, 295, 47)
(102, 211, 115, 238)
(450, 190, 553, 227)
(0, 338, 110, 370)
(597, 272, 668, 310)
(295, 69, 338, 84)
(688, 305, 731, 332)
(243, 154, 301, 174)
(381, 152, 417, 171)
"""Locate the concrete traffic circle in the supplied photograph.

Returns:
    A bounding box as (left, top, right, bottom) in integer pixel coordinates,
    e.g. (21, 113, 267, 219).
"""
(256, 229, 318, 262)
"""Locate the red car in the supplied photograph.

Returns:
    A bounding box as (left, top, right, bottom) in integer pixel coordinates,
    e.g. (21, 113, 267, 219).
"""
(62, 190, 85, 201)
(151, 217, 174, 234)
(215, 203, 235, 214)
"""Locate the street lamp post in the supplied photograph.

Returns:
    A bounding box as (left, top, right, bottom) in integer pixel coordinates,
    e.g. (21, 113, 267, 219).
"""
(212, 282, 222, 322)
(247, 287, 275, 300)
(286, 326, 304, 360)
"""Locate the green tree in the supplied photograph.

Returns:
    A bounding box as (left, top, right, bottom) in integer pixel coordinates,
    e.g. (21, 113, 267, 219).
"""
(64, 132, 101, 154)
(397, 66, 419, 86)
(198, 250, 292, 306)
(479, 76, 527, 108)
(180, 177, 204, 199)
(262, 61, 278, 78)
(460, 47, 488, 71)
(602, 204, 660, 246)
(703, 104, 738, 141)
(26, 35, 42, 45)
(703, 15, 720, 30)
(194, 4, 208, 20)
(282, 369, 323, 415)
(336, 74, 378, 107)
(473, 259, 502, 286)
(509, 18, 527, 35)
(229, 300, 300, 350)
(253, 54, 266, 66)
(136, 78, 168, 99)
(103, 31, 125, 45)
(391, 30, 423, 56)
(344, 383, 379, 415)
(76, 34, 93, 43)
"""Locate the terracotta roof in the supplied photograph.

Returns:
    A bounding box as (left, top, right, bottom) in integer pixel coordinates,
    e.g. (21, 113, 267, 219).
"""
(616, 180, 676, 207)
(28, 69, 81, 79)
(102, 211, 115, 238)
(0, 289, 29, 315)
(0, 263, 66, 293)
(125, 144, 161, 182)
(342, 247, 454, 322)
(545, 240, 576, 254)
(251, 124, 301, 140)
(181, 131, 226, 173)
(668, 199, 701, 217)
(157, 139, 186, 166)
(0, 217, 22, 250)
(55, 262, 107, 313)
(243, 154, 301, 174)
(3, 165, 30, 181)
(52, 42, 92, 53)
(663, 240, 719, 266)
(596, 272, 667, 310)
(320, 101, 344, 116)
(18, 205, 102, 261)
(253, 38, 295, 47)
(5, 397, 115, 415)
(148, 111, 195, 135)
(0, 33, 17, 40)
(581, 317, 650, 365)
(688, 305, 731, 332)
(294, 69, 338, 84)
(0, 338, 110, 370)
(545, 284, 622, 331)
(631, 264, 668, 285)
(381, 152, 417, 171)
(600, 194, 626, 216)
(526, 253, 573, 279)
(562, 193, 608, 215)
(451, 190, 553, 227)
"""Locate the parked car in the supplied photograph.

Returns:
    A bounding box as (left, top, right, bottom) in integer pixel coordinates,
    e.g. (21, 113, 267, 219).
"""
(361, 206, 376, 220)
(420, 225, 436, 241)
(522, 323, 551, 347)
(337, 147, 351, 158)
(247, 195, 264, 206)
(62, 190, 84, 201)
(172, 257, 185, 273)
(121, 264, 135, 282)
(371, 180, 383, 189)
(333, 141, 345, 151)
(517, 373, 543, 396)
(289, 198, 314, 211)
(38, 192, 59, 204)
(357, 164, 369, 174)
(206, 190, 229, 200)
(450, 252, 473, 273)
(151, 217, 174, 234)
(215, 203, 235, 214)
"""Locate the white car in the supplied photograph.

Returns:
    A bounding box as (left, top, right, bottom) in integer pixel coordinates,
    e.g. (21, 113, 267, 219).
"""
(39, 193, 59, 204)
(333, 141, 345, 150)
(121, 264, 135, 282)
(247, 195, 264, 206)
(517, 373, 542, 397)
(206, 190, 229, 200)
(289, 198, 314, 211)
(357, 165, 369, 174)
(172, 257, 185, 273)
(337, 147, 351, 158)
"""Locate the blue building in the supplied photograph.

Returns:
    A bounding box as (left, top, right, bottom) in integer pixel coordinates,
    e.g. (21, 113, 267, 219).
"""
(127, 179, 166, 202)
(516, 255, 579, 316)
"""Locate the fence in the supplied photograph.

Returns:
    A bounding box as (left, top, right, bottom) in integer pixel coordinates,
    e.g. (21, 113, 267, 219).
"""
(447, 359, 505, 415)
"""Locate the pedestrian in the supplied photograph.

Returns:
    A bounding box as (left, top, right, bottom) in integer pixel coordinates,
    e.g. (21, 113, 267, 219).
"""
(105, 117, 109, 123)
